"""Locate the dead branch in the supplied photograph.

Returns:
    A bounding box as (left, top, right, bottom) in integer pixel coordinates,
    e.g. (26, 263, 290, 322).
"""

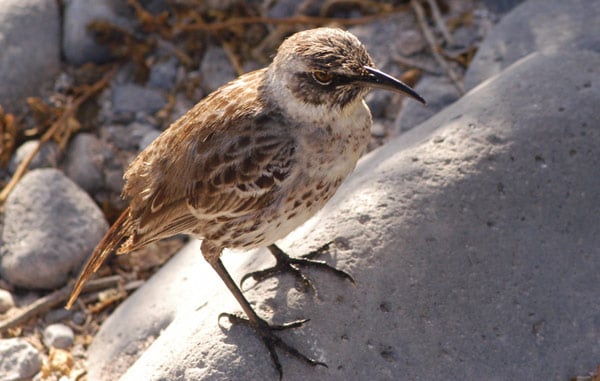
(411, 0, 464, 95)
(0, 65, 118, 205)
(0, 275, 131, 332)
(178, 6, 411, 33)
(426, 0, 454, 45)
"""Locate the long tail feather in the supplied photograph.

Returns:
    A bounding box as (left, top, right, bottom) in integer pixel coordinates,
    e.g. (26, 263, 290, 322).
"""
(66, 208, 132, 309)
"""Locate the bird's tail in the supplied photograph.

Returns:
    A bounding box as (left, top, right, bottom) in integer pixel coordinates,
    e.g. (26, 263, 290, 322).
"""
(65, 207, 133, 309)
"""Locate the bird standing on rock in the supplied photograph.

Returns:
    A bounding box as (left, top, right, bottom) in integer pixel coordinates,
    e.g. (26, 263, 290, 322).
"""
(66, 27, 425, 378)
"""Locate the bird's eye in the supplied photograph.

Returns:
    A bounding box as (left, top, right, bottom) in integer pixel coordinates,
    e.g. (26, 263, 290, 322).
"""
(312, 70, 333, 85)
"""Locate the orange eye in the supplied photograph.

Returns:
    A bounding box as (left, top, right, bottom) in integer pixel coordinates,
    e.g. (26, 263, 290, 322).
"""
(312, 70, 333, 85)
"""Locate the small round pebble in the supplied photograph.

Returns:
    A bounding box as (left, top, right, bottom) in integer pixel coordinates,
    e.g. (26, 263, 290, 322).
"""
(44, 308, 72, 324)
(43, 324, 75, 349)
(8, 140, 59, 174)
(0, 289, 15, 313)
(71, 311, 86, 326)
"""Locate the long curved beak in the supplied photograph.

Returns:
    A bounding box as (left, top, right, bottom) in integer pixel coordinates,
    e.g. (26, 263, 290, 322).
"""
(361, 66, 426, 104)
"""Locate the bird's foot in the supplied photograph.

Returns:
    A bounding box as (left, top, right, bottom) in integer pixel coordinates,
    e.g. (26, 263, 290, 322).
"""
(240, 242, 354, 292)
(219, 312, 327, 379)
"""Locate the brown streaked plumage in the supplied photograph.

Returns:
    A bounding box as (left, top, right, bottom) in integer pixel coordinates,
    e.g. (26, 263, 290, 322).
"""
(66, 27, 425, 378)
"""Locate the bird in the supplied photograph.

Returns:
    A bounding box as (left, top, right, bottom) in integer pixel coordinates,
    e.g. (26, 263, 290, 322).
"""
(66, 27, 425, 379)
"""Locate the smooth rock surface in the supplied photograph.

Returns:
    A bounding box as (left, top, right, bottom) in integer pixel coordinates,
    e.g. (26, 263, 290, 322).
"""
(86, 50, 600, 380)
(63, 0, 132, 65)
(199, 46, 237, 93)
(8, 140, 59, 174)
(148, 56, 179, 90)
(43, 324, 75, 349)
(0, 338, 42, 380)
(464, 0, 600, 89)
(349, 13, 425, 119)
(482, 0, 525, 14)
(65, 133, 105, 193)
(0, 169, 108, 289)
(111, 84, 168, 116)
(0, 0, 60, 112)
(0, 289, 15, 313)
(393, 75, 460, 135)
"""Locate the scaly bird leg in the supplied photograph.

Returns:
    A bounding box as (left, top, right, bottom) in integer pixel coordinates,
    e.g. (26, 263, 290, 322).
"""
(208, 256, 326, 380)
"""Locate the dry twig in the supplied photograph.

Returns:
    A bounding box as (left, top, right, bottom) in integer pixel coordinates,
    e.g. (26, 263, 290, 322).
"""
(220, 39, 246, 76)
(411, 0, 465, 95)
(0, 107, 17, 167)
(394, 54, 442, 75)
(0, 65, 118, 205)
(179, 6, 411, 33)
(426, 0, 454, 45)
(0, 275, 131, 332)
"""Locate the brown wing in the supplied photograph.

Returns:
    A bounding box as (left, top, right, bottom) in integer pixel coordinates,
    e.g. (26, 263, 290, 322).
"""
(67, 68, 296, 308)
(122, 70, 295, 249)
(123, 119, 296, 251)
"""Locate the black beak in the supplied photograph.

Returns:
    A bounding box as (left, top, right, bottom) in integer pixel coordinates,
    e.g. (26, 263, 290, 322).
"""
(361, 66, 426, 104)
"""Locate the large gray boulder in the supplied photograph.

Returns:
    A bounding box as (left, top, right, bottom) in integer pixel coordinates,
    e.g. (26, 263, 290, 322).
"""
(85, 49, 600, 380)
(0, 169, 108, 289)
(465, 0, 600, 89)
(0, 0, 60, 112)
(62, 0, 132, 65)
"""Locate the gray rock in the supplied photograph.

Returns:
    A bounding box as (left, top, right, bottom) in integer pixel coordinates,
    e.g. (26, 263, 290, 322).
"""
(101, 122, 157, 151)
(0, 289, 15, 313)
(265, 0, 302, 18)
(112, 84, 167, 115)
(85, 50, 600, 380)
(370, 122, 386, 138)
(44, 308, 72, 324)
(148, 57, 179, 90)
(349, 13, 426, 119)
(200, 46, 237, 93)
(349, 14, 424, 68)
(482, 0, 526, 14)
(0, 169, 108, 289)
(66, 133, 105, 193)
(104, 168, 126, 194)
(0, 0, 60, 112)
(72, 311, 86, 325)
(43, 324, 75, 349)
(8, 140, 59, 174)
(0, 338, 42, 380)
(63, 0, 132, 65)
(139, 129, 162, 150)
(138, 0, 169, 14)
(393, 76, 460, 135)
(465, 0, 600, 90)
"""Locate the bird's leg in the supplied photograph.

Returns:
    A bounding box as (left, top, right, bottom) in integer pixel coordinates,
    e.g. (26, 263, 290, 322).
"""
(208, 256, 326, 379)
(240, 242, 355, 291)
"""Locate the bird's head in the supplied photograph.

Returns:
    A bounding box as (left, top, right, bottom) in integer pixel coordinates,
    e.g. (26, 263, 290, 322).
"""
(268, 28, 426, 113)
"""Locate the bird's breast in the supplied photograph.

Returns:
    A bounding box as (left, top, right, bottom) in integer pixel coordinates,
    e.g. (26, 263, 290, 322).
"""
(299, 100, 371, 180)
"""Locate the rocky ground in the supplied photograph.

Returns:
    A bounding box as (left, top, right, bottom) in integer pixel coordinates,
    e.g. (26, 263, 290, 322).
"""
(0, 0, 599, 380)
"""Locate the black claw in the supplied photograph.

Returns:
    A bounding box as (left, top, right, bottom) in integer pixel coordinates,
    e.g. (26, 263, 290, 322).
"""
(220, 312, 326, 379)
(301, 240, 334, 259)
(240, 242, 354, 291)
(270, 318, 310, 331)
